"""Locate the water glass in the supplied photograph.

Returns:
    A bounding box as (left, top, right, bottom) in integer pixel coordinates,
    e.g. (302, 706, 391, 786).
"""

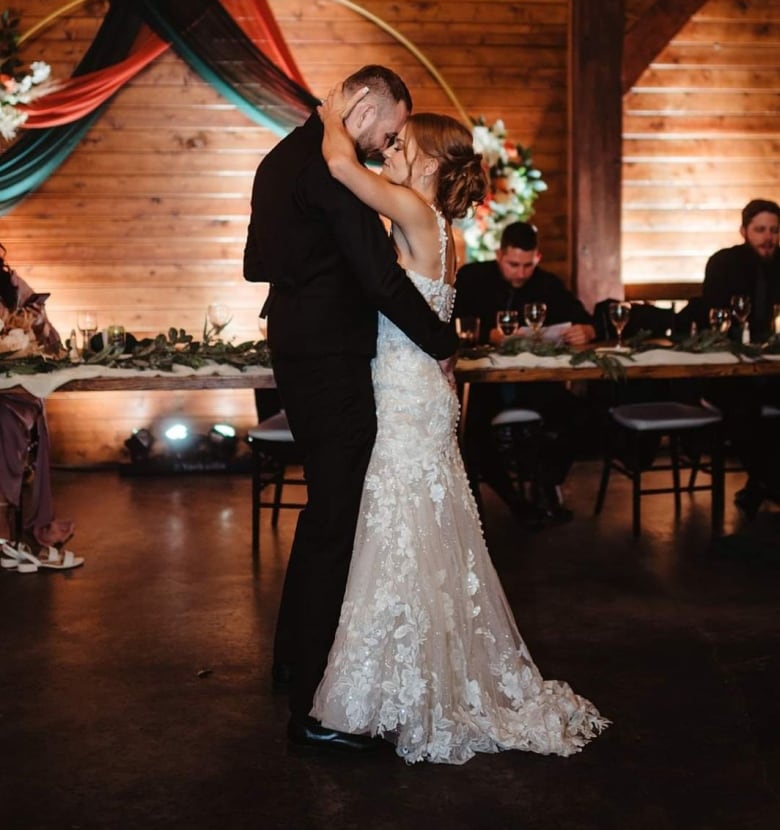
(76, 309, 98, 352)
(708, 307, 731, 334)
(496, 309, 519, 337)
(455, 316, 481, 346)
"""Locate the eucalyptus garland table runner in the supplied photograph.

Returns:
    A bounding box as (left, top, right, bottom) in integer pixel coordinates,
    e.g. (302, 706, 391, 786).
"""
(456, 330, 780, 382)
(2, 329, 780, 398)
(0, 329, 274, 398)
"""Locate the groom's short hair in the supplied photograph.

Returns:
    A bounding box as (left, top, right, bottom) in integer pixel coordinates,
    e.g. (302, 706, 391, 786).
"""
(343, 65, 413, 113)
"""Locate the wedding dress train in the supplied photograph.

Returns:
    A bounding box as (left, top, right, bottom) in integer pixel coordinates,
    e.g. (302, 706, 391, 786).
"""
(311, 210, 609, 764)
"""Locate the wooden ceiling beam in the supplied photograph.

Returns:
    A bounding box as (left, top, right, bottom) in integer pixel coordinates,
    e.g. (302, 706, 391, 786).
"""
(622, 0, 709, 93)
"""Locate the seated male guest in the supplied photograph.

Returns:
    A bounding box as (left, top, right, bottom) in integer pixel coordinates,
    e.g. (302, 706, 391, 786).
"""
(701, 198, 780, 517)
(454, 222, 596, 525)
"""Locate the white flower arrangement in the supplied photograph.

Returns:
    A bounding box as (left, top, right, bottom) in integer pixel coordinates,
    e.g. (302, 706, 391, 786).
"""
(1, 59, 50, 141)
(1, 8, 54, 142)
(459, 117, 548, 261)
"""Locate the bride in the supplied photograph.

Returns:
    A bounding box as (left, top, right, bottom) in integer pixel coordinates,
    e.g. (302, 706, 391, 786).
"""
(310, 89, 609, 764)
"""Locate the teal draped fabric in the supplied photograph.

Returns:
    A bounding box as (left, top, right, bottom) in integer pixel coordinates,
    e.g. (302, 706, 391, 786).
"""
(0, 1, 145, 214)
(0, 0, 317, 214)
(138, 0, 318, 133)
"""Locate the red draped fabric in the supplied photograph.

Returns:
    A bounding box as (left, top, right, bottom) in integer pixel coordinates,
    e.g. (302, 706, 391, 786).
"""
(18, 0, 309, 129)
(21, 29, 169, 128)
(220, 0, 310, 90)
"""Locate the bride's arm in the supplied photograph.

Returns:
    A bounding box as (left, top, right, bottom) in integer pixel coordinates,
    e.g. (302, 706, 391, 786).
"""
(318, 88, 428, 230)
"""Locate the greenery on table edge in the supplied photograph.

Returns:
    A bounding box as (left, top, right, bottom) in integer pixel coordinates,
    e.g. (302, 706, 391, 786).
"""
(459, 330, 780, 383)
(0, 328, 273, 376)
(3, 327, 778, 382)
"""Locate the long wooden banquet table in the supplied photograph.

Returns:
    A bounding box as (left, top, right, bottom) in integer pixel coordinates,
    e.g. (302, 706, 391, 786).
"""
(3, 348, 778, 538)
(455, 345, 780, 427)
(3, 345, 778, 397)
(455, 347, 780, 384)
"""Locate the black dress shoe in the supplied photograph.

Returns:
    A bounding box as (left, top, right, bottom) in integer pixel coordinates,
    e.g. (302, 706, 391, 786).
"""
(511, 500, 548, 531)
(734, 479, 768, 520)
(531, 484, 574, 525)
(287, 717, 383, 752)
(541, 503, 574, 524)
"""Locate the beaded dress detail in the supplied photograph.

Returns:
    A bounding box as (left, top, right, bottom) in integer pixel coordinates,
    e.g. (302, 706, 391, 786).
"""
(311, 207, 609, 764)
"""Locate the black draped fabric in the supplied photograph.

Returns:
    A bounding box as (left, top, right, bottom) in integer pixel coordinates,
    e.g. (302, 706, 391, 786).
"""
(0, 0, 145, 213)
(137, 0, 318, 133)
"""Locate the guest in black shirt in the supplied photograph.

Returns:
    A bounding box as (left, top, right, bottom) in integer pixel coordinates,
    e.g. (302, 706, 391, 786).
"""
(701, 198, 780, 517)
(703, 198, 780, 343)
(454, 222, 595, 525)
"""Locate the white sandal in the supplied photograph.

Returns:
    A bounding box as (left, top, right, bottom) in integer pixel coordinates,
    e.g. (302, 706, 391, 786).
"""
(36, 545, 85, 571)
(1, 540, 21, 570)
(3, 543, 84, 573)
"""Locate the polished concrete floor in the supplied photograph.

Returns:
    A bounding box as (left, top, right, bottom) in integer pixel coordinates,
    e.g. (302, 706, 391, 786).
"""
(1, 463, 779, 830)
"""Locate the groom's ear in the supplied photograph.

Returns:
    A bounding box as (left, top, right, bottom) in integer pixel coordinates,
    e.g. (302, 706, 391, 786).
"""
(352, 99, 376, 129)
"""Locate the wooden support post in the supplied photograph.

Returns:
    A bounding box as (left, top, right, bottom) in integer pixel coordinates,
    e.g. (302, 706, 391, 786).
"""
(569, 0, 625, 313)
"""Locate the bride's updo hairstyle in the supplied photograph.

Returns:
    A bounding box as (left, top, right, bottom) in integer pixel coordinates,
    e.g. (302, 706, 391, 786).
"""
(406, 113, 488, 222)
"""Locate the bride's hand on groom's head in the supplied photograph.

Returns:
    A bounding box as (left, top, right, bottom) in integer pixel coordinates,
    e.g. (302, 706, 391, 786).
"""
(317, 86, 369, 123)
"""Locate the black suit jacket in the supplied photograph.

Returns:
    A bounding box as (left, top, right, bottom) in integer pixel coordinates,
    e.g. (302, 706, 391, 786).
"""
(703, 243, 780, 342)
(244, 115, 457, 360)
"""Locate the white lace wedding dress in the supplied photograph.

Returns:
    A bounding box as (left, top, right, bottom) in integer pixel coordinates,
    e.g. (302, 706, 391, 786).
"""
(311, 209, 609, 764)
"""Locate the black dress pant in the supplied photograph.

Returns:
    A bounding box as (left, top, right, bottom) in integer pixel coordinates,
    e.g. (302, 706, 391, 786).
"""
(704, 376, 780, 496)
(271, 353, 376, 721)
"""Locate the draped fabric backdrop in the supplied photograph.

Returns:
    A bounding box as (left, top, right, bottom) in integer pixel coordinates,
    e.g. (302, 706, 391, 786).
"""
(0, 0, 317, 214)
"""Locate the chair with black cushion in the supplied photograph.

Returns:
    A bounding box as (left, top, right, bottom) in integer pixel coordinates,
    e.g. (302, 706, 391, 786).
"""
(687, 400, 780, 490)
(490, 407, 543, 494)
(594, 402, 724, 537)
(246, 410, 306, 558)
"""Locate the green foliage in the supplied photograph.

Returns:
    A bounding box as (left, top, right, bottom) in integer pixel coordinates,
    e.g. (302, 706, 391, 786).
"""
(1, 329, 273, 376)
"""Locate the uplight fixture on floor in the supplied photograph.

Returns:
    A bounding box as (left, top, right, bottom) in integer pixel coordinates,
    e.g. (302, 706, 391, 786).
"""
(161, 420, 197, 456)
(208, 423, 237, 458)
(124, 428, 154, 463)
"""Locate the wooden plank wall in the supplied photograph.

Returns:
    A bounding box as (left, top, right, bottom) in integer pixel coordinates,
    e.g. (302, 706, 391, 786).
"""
(3, 0, 569, 465)
(622, 0, 780, 290)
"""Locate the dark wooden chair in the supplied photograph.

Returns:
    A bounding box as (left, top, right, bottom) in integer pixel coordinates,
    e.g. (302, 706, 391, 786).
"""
(246, 411, 306, 558)
(594, 402, 724, 537)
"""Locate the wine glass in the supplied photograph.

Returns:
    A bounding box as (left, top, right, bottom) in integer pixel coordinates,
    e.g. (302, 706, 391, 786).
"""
(496, 309, 519, 337)
(523, 302, 547, 338)
(205, 303, 231, 340)
(608, 301, 632, 349)
(730, 294, 751, 335)
(76, 310, 98, 353)
(455, 316, 481, 346)
(708, 307, 731, 334)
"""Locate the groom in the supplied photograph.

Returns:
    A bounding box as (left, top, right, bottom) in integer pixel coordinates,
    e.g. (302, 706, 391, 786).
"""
(244, 66, 458, 750)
